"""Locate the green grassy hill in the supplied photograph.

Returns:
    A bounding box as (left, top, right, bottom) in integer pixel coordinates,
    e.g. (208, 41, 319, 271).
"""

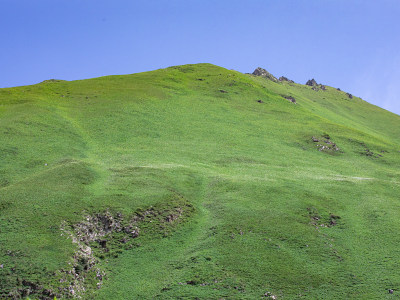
(1, 63, 400, 299)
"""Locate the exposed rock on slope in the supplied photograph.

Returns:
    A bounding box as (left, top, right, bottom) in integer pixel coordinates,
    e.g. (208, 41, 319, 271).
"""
(252, 67, 278, 82)
(279, 76, 294, 83)
(306, 78, 326, 91)
(6, 196, 194, 299)
(311, 134, 340, 152)
(306, 79, 318, 87)
(282, 95, 297, 104)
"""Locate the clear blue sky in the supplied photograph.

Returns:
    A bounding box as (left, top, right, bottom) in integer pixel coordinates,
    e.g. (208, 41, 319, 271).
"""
(1, 0, 400, 114)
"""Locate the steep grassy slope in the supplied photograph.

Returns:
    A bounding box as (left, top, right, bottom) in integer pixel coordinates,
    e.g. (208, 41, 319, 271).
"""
(1, 63, 400, 299)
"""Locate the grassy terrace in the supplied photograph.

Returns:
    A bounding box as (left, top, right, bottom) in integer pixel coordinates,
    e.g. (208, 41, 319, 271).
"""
(1, 64, 400, 299)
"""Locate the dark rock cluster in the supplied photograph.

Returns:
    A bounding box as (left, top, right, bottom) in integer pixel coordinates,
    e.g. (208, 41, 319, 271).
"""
(279, 76, 294, 83)
(306, 79, 317, 86)
(306, 78, 326, 91)
(305, 79, 357, 99)
(251, 67, 295, 84)
(252, 67, 278, 82)
(283, 95, 297, 104)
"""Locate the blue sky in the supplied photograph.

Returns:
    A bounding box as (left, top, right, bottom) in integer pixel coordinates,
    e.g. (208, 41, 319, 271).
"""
(1, 0, 400, 114)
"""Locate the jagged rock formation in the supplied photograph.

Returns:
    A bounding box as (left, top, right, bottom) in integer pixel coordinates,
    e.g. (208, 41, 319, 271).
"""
(306, 78, 326, 91)
(279, 76, 294, 83)
(306, 78, 317, 86)
(252, 67, 278, 82)
(279, 76, 289, 82)
(306, 79, 318, 86)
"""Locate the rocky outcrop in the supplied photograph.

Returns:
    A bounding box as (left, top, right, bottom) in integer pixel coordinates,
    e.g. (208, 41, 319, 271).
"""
(8, 196, 194, 299)
(58, 200, 193, 298)
(279, 76, 289, 82)
(58, 221, 105, 298)
(306, 78, 326, 91)
(40, 79, 66, 84)
(283, 95, 296, 104)
(252, 67, 278, 82)
(312, 134, 340, 152)
(306, 79, 318, 86)
(336, 87, 355, 100)
(278, 76, 294, 83)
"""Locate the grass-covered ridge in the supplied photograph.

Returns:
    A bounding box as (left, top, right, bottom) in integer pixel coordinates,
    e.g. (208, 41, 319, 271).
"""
(1, 63, 400, 299)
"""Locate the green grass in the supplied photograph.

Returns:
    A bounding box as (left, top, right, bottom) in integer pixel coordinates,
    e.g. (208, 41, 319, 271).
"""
(1, 63, 400, 299)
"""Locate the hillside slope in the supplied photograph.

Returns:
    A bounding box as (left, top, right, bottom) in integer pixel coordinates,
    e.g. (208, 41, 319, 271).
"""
(1, 63, 400, 299)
